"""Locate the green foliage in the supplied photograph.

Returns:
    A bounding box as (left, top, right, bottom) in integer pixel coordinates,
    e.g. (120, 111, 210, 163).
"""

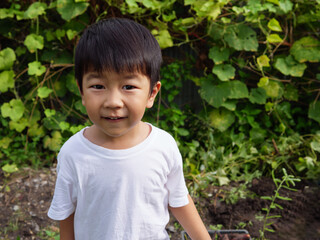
(0, 0, 319, 188)
(258, 168, 300, 239)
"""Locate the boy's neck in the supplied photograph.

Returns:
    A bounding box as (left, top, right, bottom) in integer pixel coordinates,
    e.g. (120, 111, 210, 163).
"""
(83, 122, 151, 150)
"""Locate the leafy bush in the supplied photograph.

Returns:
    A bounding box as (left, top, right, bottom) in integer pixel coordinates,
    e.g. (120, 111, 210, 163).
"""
(0, 0, 319, 183)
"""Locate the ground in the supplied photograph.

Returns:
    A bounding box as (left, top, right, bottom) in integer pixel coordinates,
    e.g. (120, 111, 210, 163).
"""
(0, 167, 319, 240)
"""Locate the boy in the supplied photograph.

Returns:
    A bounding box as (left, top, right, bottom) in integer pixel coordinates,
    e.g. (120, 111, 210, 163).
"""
(48, 18, 210, 240)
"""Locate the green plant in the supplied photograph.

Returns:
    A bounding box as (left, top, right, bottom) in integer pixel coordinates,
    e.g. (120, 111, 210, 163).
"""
(258, 168, 300, 240)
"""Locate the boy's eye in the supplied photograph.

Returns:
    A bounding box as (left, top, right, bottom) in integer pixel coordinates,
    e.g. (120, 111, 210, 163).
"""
(123, 85, 135, 90)
(91, 85, 104, 89)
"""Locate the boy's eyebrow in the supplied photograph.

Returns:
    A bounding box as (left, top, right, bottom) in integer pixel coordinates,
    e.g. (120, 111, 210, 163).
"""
(85, 73, 102, 80)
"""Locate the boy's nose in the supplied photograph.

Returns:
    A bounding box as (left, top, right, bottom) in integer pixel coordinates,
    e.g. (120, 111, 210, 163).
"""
(103, 90, 124, 109)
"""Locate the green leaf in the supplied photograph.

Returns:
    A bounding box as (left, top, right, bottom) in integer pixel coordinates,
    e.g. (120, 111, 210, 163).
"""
(267, 18, 282, 32)
(28, 123, 45, 138)
(284, 84, 298, 101)
(258, 77, 269, 87)
(66, 29, 78, 40)
(24, 2, 47, 19)
(290, 36, 320, 63)
(38, 86, 53, 99)
(0, 136, 13, 149)
(274, 55, 307, 77)
(224, 24, 258, 51)
(279, 0, 293, 13)
(311, 141, 320, 153)
(28, 61, 46, 76)
(152, 29, 173, 49)
(0, 70, 15, 92)
(65, 72, 80, 96)
(267, 33, 283, 43)
(209, 108, 235, 132)
(56, 0, 89, 21)
(24, 34, 44, 53)
(200, 79, 248, 108)
(262, 81, 283, 98)
(308, 101, 320, 123)
(257, 55, 270, 68)
(227, 80, 249, 99)
(0, 8, 15, 19)
(212, 64, 235, 81)
(43, 131, 63, 151)
(261, 196, 273, 200)
(1, 99, 25, 121)
(44, 109, 56, 118)
(0, 48, 16, 70)
(208, 46, 230, 64)
(2, 164, 18, 174)
(249, 88, 267, 104)
(9, 117, 29, 132)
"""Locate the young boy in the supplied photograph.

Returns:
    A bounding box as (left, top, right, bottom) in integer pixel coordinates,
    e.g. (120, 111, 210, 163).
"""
(48, 18, 210, 240)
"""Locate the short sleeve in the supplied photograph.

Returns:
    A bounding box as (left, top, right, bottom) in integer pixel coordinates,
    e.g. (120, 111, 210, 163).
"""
(48, 153, 77, 220)
(165, 142, 189, 208)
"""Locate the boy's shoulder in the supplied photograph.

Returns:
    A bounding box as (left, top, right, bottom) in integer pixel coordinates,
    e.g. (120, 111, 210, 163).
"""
(58, 127, 86, 155)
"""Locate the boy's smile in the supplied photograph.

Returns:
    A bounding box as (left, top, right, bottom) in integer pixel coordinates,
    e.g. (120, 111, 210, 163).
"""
(80, 70, 160, 149)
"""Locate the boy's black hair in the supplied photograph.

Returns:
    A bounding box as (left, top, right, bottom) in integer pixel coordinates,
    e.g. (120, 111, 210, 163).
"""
(75, 18, 162, 93)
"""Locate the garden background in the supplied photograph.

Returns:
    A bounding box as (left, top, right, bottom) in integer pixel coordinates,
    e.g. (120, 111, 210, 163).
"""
(0, 0, 320, 239)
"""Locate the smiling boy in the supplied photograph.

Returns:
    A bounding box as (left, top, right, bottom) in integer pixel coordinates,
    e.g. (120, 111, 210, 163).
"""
(48, 18, 210, 240)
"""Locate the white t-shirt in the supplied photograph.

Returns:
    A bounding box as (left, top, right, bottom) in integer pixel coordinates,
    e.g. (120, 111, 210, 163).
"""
(48, 124, 189, 240)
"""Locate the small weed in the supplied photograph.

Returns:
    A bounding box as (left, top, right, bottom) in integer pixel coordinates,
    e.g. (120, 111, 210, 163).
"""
(258, 168, 300, 240)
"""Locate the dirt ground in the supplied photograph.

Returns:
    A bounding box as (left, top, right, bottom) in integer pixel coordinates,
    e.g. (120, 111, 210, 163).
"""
(0, 167, 319, 240)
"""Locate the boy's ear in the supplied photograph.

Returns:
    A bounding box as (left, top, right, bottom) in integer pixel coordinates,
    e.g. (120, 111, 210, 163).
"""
(146, 81, 161, 108)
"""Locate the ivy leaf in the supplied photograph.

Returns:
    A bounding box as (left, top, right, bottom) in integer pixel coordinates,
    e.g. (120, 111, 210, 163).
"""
(209, 108, 235, 132)
(28, 61, 46, 76)
(257, 55, 270, 68)
(227, 80, 249, 99)
(284, 84, 299, 101)
(212, 64, 235, 81)
(0, 48, 16, 70)
(262, 81, 283, 98)
(200, 79, 248, 108)
(267, 33, 283, 43)
(24, 34, 44, 53)
(66, 29, 77, 40)
(1, 99, 25, 121)
(274, 55, 307, 77)
(290, 36, 320, 63)
(0, 136, 13, 149)
(23, 2, 47, 19)
(0, 8, 15, 19)
(0, 70, 15, 93)
(9, 117, 29, 133)
(310, 141, 320, 153)
(65, 72, 80, 96)
(2, 164, 18, 174)
(200, 78, 230, 108)
(44, 109, 56, 118)
(56, 0, 89, 21)
(258, 77, 269, 87)
(224, 24, 258, 51)
(43, 131, 63, 151)
(152, 29, 173, 49)
(28, 123, 45, 138)
(208, 46, 230, 64)
(279, 0, 293, 13)
(267, 18, 282, 32)
(249, 88, 267, 104)
(38, 86, 53, 99)
(308, 101, 320, 123)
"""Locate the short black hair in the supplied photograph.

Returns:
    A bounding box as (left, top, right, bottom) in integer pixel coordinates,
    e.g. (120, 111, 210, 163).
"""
(75, 18, 162, 93)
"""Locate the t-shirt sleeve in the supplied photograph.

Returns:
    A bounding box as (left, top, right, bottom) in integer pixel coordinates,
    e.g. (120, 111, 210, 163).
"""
(48, 153, 77, 220)
(166, 141, 189, 208)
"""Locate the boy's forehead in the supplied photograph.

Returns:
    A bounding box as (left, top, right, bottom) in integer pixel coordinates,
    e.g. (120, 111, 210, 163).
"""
(83, 69, 150, 81)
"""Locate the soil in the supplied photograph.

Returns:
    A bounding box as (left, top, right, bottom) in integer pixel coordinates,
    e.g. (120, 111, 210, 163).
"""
(1, 167, 320, 240)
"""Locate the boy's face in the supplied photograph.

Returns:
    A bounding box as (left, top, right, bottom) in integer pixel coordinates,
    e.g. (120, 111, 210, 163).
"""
(81, 70, 160, 145)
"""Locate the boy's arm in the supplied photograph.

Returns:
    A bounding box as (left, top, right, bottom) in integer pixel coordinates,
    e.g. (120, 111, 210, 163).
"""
(60, 213, 75, 240)
(169, 194, 211, 240)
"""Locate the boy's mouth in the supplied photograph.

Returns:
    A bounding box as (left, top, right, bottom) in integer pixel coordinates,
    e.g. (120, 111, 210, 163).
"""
(103, 116, 126, 120)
